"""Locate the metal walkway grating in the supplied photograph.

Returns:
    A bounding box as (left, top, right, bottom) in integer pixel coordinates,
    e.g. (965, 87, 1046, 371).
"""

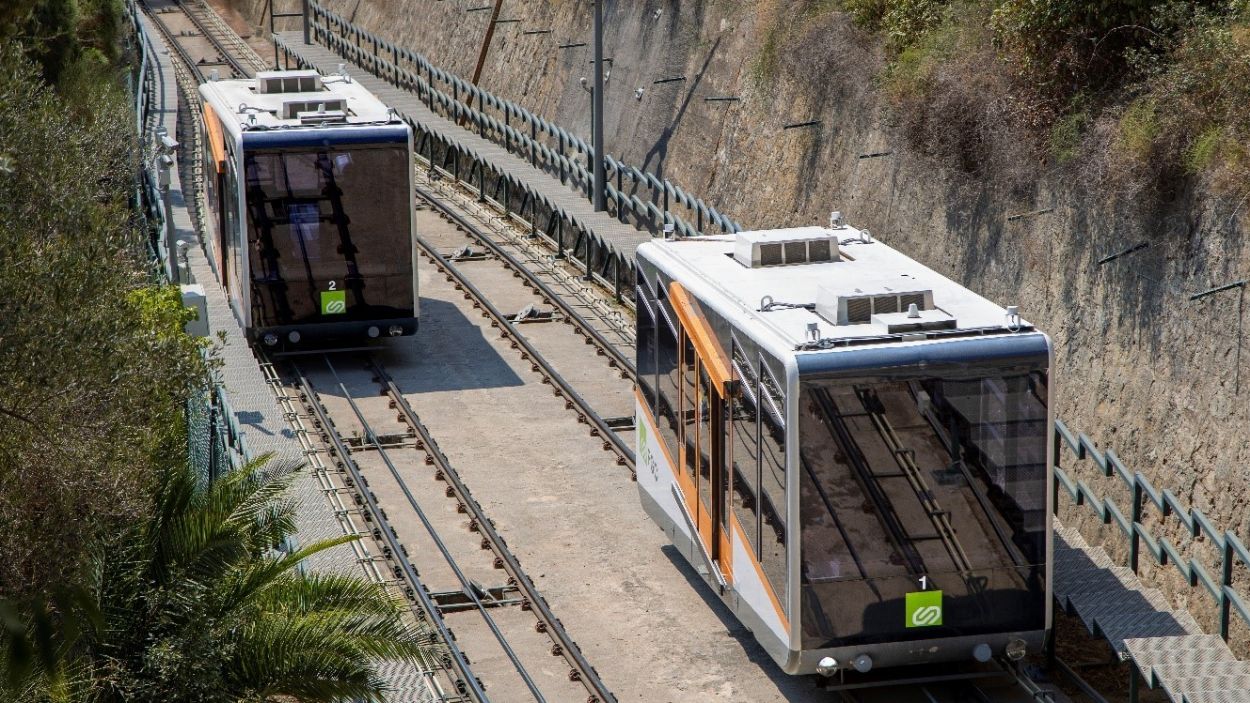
(1056, 522, 1250, 703)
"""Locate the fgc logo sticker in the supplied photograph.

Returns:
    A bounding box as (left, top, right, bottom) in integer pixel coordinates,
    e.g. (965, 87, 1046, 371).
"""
(905, 590, 943, 628)
(321, 290, 346, 315)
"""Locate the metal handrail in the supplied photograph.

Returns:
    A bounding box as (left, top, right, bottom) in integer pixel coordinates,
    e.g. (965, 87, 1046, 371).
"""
(1053, 418, 1250, 640)
(299, 2, 741, 240)
(128, 0, 249, 474)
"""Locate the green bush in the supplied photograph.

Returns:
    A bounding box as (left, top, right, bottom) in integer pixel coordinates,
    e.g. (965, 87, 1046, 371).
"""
(0, 44, 207, 601)
(1050, 109, 1090, 164)
(1118, 97, 1160, 160)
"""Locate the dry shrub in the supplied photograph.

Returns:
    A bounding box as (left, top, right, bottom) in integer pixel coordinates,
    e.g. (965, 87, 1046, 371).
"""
(881, 8, 1037, 188)
(779, 9, 883, 104)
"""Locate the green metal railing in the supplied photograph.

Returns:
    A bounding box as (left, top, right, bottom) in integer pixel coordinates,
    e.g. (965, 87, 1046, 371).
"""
(1053, 418, 1250, 640)
(296, 2, 742, 240)
(127, 0, 250, 481)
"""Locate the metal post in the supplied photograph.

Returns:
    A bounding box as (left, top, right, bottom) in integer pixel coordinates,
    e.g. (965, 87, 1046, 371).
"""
(302, 0, 310, 44)
(1221, 538, 1235, 640)
(155, 127, 178, 284)
(591, 0, 606, 212)
(530, 119, 537, 166)
(1130, 480, 1142, 573)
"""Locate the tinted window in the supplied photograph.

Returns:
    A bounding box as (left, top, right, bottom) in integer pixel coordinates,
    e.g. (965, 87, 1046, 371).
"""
(243, 145, 412, 326)
(798, 360, 1048, 648)
(654, 287, 681, 466)
(636, 271, 658, 411)
(729, 340, 761, 560)
(758, 354, 788, 616)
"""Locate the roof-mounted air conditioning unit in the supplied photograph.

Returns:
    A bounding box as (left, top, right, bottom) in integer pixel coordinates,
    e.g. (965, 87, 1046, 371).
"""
(815, 286, 937, 325)
(256, 70, 323, 95)
(283, 99, 347, 120)
(733, 228, 841, 268)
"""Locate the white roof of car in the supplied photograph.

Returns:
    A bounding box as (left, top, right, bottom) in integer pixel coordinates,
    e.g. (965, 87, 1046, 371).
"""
(639, 224, 1030, 354)
(199, 70, 395, 133)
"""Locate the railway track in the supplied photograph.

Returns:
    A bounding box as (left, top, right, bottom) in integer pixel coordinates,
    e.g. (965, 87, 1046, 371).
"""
(142, 0, 261, 81)
(282, 352, 616, 703)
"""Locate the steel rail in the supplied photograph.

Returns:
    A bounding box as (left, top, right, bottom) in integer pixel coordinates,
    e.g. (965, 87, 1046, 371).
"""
(416, 235, 636, 470)
(288, 358, 490, 703)
(142, 3, 214, 84)
(181, 0, 266, 74)
(371, 359, 619, 703)
(173, 0, 253, 79)
(414, 182, 636, 382)
(319, 355, 549, 703)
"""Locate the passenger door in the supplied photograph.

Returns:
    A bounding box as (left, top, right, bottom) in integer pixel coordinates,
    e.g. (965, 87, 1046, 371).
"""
(670, 282, 733, 585)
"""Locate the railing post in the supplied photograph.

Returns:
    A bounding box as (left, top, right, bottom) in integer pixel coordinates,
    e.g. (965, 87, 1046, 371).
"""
(302, 0, 310, 44)
(1130, 479, 1143, 573)
(1221, 538, 1234, 640)
(529, 119, 537, 167)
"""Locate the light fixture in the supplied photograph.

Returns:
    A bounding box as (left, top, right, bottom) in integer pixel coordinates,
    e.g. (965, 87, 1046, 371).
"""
(1005, 638, 1027, 661)
(367, 326, 380, 338)
(815, 657, 838, 677)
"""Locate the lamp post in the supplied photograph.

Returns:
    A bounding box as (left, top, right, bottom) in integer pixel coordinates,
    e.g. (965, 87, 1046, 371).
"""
(591, 0, 606, 212)
(155, 126, 179, 284)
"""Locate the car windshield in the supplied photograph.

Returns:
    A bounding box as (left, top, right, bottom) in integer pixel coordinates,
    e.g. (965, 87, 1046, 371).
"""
(243, 144, 412, 326)
(798, 358, 1049, 647)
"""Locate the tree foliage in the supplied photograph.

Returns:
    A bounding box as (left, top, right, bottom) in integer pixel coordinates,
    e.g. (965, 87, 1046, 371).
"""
(0, 43, 205, 600)
(2, 0, 126, 83)
(1, 457, 433, 703)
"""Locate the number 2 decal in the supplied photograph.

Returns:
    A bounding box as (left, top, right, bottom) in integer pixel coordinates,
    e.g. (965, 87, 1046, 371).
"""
(328, 280, 337, 290)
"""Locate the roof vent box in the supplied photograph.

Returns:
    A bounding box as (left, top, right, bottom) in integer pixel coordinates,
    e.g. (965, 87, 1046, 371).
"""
(256, 70, 323, 95)
(815, 286, 937, 325)
(870, 309, 957, 334)
(282, 99, 347, 120)
(733, 227, 841, 268)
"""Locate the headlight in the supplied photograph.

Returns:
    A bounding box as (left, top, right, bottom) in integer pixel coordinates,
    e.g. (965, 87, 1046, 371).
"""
(1005, 638, 1027, 661)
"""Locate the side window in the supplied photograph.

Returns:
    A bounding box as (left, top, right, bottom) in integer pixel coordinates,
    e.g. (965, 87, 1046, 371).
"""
(730, 337, 762, 561)
(655, 285, 681, 468)
(758, 354, 788, 614)
(222, 157, 243, 299)
(635, 270, 658, 412)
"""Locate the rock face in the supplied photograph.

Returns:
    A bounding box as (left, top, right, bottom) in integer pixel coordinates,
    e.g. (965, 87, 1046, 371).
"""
(236, 0, 1250, 643)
